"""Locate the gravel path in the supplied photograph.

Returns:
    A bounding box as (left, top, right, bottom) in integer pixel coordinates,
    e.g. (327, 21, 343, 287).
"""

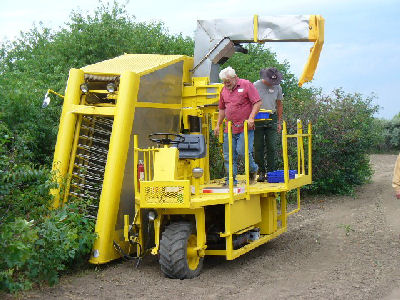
(21, 154, 400, 299)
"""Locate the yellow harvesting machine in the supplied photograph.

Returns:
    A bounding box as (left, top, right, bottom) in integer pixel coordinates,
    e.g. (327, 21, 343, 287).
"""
(50, 15, 324, 278)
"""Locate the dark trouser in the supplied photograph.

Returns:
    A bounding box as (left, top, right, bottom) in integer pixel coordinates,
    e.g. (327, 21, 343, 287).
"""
(254, 114, 278, 174)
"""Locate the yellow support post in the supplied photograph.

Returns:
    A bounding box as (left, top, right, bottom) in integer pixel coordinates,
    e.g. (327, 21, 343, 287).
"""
(152, 214, 162, 255)
(308, 122, 313, 178)
(280, 192, 287, 229)
(63, 115, 83, 204)
(297, 120, 301, 175)
(134, 135, 139, 195)
(253, 14, 259, 43)
(90, 71, 140, 264)
(225, 203, 233, 260)
(194, 208, 206, 254)
(282, 121, 289, 189)
(51, 68, 84, 208)
(124, 215, 129, 242)
(228, 121, 234, 203)
(298, 120, 305, 174)
(244, 121, 250, 200)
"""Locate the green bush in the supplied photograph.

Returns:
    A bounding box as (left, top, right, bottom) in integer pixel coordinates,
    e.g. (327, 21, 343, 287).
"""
(0, 204, 96, 293)
(27, 204, 97, 286)
(285, 89, 380, 194)
(0, 121, 55, 223)
(375, 113, 400, 152)
(0, 219, 37, 293)
(0, 113, 95, 294)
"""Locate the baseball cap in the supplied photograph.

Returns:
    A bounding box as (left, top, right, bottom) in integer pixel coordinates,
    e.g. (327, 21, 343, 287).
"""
(260, 67, 283, 85)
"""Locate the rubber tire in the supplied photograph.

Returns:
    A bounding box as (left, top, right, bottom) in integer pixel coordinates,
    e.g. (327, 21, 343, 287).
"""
(159, 222, 203, 279)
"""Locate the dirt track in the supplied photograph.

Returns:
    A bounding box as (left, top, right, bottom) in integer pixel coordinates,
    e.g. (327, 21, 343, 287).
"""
(24, 154, 400, 299)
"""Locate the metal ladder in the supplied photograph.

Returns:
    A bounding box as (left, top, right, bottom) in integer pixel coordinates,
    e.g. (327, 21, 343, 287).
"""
(66, 115, 113, 219)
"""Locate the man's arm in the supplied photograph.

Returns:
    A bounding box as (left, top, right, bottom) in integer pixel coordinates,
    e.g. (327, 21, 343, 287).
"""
(247, 101, 261, 129)
(245, 80, 261, 129)
(276, 99, 283, 132)
(214, 109, 226, 136)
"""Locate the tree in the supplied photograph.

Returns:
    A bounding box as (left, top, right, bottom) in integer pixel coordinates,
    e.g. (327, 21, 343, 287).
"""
(0, 1, 193, 165)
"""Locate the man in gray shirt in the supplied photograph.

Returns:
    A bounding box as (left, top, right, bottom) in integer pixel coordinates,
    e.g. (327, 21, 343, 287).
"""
(253, 68, 283, 182)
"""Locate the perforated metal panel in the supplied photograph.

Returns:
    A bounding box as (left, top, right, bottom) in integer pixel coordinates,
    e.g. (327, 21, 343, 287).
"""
(144, 186, 185, 205)
(82, 54, 187, 75)
(140, 180, 191, 208)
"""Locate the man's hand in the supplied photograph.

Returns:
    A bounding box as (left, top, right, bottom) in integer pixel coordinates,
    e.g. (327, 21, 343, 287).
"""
(396, 190, 400, 199)
(247, 118, 255, 130)
(214, 125, 220, 136)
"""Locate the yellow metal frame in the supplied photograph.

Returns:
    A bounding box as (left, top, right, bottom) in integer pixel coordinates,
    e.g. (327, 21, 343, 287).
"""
(132, 109, 312, 260)
(50, 51, 315, 267)
(252, 14, 325, 87)
(90, 71, 140, 263)
(50, 69, 84, 208)
(299, 15, 325, 86)
(139, 180, 191, 208)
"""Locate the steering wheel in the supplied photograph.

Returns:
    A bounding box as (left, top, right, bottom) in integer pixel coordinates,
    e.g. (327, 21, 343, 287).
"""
(148, 133, 185, 145)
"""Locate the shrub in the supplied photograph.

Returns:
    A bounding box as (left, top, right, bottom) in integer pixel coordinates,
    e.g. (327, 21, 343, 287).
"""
(285, 89, 380, 194)
(378, 113, 400, 152)
(0, 121, 55, 223)
(0, 219, 37, 293)
(0, 204, 96, 293)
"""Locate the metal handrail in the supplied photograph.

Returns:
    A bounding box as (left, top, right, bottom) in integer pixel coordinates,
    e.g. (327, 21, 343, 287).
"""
(283, 120, 313, 216)
(133, 135, 159, 195)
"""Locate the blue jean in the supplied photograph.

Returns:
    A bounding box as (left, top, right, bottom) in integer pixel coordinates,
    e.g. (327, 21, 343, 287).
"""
(223, 130, 258, 184)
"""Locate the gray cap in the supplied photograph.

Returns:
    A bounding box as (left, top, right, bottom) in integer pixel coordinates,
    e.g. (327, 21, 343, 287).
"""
(260, 67, 283, 85)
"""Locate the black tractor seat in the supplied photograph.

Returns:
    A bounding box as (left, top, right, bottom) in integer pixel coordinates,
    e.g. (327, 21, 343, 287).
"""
(173, 134, 206, 159)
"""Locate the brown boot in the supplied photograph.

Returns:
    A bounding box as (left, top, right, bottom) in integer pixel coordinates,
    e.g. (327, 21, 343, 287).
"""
(257, 172, 266, 182)
(249, 172, 257, 184)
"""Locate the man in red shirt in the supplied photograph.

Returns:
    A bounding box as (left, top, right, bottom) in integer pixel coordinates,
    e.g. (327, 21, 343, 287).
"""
(214, 67, 261, 186)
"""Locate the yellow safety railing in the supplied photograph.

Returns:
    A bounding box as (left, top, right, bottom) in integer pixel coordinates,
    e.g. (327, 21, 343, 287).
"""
(282, 120, 313, 216)
(244, 121, 250, 200)
(133, 135, 159, 195)
(226, 120, 251, 202)
(227, 121, 234, 203)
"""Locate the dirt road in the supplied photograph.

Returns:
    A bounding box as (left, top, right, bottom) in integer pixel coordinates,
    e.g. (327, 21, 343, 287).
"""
(26, 154, 400, 299)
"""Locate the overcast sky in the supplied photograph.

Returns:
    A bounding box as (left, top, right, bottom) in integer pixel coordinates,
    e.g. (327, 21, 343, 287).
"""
(1, 0, 399, 119)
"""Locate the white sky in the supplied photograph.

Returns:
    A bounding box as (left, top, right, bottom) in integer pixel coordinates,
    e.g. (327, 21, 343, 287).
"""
(1, 0, 399, 119)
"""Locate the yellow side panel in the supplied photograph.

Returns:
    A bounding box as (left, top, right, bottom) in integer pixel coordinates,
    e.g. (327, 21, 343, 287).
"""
(153, 148, 179, 181)
(230, 195, 261, 233)
(259, 195, 277, 234)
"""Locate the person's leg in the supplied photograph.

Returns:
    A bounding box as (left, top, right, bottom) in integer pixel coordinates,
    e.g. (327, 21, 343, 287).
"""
(265, 115, 278, 172)
(246, 130, 258, 173)
(237, 130, 258, 183)
(254, 125, 266, 173)
(223, 132, 238, 185)
(232, 133, 238, 183)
